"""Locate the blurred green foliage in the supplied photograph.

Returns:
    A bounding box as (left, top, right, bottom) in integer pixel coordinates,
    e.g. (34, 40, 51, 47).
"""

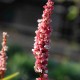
(6, 45, 80, 80)
(6, 45, 38, 80)
(67, 6, 79, 21)
(49, 61, 80, 80)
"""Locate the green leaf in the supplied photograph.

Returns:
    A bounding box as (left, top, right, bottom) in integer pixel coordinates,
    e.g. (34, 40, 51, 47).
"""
(2, 72, 19, 80)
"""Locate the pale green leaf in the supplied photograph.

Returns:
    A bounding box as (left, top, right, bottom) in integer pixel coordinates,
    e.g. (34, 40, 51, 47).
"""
(2, 72, 19, 80)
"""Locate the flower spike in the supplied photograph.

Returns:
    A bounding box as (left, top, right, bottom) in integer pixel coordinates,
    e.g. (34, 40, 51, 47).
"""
(32, 0, 54, 80)
(0, 32, 8, 79)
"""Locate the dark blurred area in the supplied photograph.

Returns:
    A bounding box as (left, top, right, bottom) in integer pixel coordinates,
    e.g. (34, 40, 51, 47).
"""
(0, 0, 80, 80)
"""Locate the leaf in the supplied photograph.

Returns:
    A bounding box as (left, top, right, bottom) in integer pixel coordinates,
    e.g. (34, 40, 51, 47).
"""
(2, 72, 19, 80)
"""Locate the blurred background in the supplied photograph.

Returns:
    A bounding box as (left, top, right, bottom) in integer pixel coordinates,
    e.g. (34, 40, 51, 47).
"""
(0, 0, 80, 80)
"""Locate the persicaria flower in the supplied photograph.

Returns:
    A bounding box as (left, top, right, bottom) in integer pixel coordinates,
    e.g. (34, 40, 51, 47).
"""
(32, 0, 54, 80)
(0, 32, 8, 78)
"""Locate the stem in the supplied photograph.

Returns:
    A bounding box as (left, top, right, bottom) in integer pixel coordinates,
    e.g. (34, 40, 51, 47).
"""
(0, 71, 4, 80)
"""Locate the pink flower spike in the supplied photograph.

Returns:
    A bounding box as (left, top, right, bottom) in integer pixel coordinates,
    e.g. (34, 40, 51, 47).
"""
(32, 0, 54, 80)
(0, 32, 8, 78)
